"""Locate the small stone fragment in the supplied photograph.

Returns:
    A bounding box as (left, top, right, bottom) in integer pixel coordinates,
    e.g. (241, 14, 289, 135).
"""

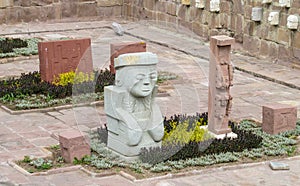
(112, 22, 124, 36)
(269, 161, 290, 170)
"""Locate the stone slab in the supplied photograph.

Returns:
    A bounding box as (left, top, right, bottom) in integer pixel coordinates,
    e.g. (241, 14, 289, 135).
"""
(269, 161, 290, 170)
(38, 38, 93, 82)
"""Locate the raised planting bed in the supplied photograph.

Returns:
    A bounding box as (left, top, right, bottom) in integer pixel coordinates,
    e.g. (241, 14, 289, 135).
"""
(0, 70, 114, 110)
(14, 113, 300, 180)
(0, 37, 39, 58)
(0, 70, 176, 111)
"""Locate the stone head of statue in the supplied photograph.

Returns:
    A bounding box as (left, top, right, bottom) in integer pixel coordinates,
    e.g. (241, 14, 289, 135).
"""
(114, 52, 158, 98)
(268, 12, 279, 25)
(287, 15, 299, 30)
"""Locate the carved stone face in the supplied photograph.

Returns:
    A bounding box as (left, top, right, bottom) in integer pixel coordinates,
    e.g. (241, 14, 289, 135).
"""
(129, 66, 157, 97)
(116, 65, 157, 98)
(268, 12, 279, 25)
(287, 15, 299, 30)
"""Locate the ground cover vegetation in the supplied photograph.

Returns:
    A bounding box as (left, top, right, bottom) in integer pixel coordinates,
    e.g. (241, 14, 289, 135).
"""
(0, 70, 114, 110)
(0, 37, 39, 58)
(17, 113, 300, 179)
(0, 70, 177, 110)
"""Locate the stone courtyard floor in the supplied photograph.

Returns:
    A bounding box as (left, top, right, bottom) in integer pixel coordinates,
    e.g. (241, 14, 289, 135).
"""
(0, 19, 300, 185)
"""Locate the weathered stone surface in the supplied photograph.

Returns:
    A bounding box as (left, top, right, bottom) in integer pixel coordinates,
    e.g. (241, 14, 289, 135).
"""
(269, 161, 290, 170)
(111, 22, 124, 36)
(38, 38, 93, 82)
(182, 0, 190, 5)
(292, 31, 300, 49)
(0, 0, 13, 8)
(243, 20, 255, 36)
(293, 47, 300, 60)
(110, 41, 146, 74)
(143, 0, 154, 10)
(278, 45, 291, 61)
(262, 103, 297, 135)
(208, 35, 234, 135)
(243, 35, 260, 55)
(77, 1, 97, 17)
(59, 130, 90, 163)
(259, 40, 269, 57)
(277, 28, 290, 45)
(105, 52, 164, 160)
(61, 0, 77, 18)
(96, 0, 122, 7)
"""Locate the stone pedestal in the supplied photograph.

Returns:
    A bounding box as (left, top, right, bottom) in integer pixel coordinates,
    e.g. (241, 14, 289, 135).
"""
(262, 103, 297, 135)
(110, 41, 146, 74)
(208, 35, 235, 135)
(59, 131, 90, 163)
(38, 38, 93, 82)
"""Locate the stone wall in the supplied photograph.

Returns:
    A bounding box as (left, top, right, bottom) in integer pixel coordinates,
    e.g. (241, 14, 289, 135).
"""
(0, 0, 122, 24)
(122, 0, 300, 65)
(1, 0, 299, 64)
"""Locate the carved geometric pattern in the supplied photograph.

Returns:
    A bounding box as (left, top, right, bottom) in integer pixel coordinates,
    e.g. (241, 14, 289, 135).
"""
(38, 38, 93, 82)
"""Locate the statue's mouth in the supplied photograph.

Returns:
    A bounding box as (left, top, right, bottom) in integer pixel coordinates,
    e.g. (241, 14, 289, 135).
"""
(142, 89, 150, 92)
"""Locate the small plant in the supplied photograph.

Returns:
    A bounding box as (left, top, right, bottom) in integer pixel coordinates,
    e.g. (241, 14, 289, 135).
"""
(73, 155, 91, 165)
(29, 158, 53, 170)
(52, 71, 95, 86)
(50, 144, 60, 150)
(150, 163, 172, 173)
(0, 37, 39, 58)
(129, 162, 143, 174)
(22, 156, 31, 163)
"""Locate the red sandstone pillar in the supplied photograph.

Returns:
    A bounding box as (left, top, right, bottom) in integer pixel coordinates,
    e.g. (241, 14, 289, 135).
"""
(208, 35, 235, 135)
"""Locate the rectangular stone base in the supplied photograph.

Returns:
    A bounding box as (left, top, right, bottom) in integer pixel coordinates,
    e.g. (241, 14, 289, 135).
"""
(107, 131, 161, 158)
(212, 132, 238, 139)
(201, 125, 237, 139)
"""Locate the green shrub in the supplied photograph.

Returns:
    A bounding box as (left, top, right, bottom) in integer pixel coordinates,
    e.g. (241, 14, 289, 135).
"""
(0, 37, 39, 58)
(52, 71, 95, 86)
(0, 69, 115, 105)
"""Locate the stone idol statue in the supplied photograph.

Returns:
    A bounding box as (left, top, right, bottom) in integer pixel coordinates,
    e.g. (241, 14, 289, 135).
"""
(104, 52, 164, 160)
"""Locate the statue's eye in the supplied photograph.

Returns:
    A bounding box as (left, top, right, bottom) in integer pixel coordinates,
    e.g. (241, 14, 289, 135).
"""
(150, 73, 157, 79)
(136, 74, 145, 80)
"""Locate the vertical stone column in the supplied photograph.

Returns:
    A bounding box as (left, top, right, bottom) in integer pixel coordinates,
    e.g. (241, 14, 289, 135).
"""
(208, 35, 235, 135)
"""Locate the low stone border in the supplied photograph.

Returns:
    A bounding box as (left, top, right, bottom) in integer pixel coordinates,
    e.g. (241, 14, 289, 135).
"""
(8, 160, 82, 176)
(0, 101, 104, 115)
(0, 55, 38, 64)
(8, 155, 300, 182)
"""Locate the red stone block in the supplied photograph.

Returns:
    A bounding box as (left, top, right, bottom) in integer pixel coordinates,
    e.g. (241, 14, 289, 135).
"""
(38, 38, 93, 82)
(110, 41, 146, 74)
(262, 103, 297, 135)
(59, 130, 90, 163)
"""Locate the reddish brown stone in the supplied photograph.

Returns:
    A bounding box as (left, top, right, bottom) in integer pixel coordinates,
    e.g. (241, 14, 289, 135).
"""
(242, 35, 261, 55)
(77, 1, 97, 17)
(59, 130, 91, 163)
(143, 0, 155, 10)
(277, 28, 290, 45)
(292, 31, 300, 49)
(220, 1, 231, 14)
(38, 38, 93, 83)
(110, 42, 147, 74)
(262, 103, 297, 135)
(259, 40, 269, 57)
(208, 35, 235, 135)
